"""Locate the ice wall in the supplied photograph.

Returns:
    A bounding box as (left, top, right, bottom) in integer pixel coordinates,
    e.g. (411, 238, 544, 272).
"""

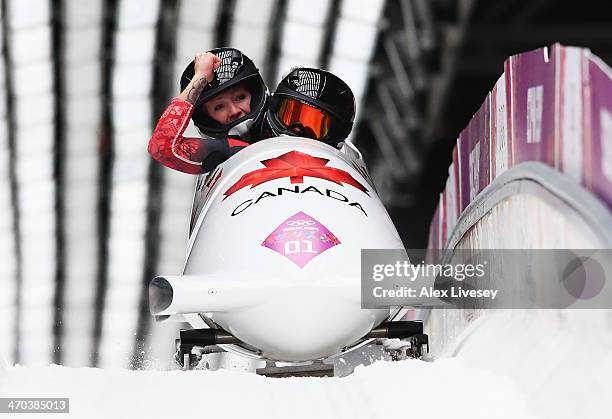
(423, 45, 612, 419)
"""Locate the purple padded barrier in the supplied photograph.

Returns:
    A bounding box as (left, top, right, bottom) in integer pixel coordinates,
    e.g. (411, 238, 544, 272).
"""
(588, 55, 612, 208)
(439, 191, 447, 248)
(429, 44, 612, 249)
(427, 202, 440, 257)
(444, 159, 460, 235)
(509, 46, 556, 167)
(490, 72, 512, 180)
(479, 95, 492, 192)
(451, 142, 461, 210)
(457, 128, 471, 212)
(458, 97, 488, 211)
(557, 46, 588, 184)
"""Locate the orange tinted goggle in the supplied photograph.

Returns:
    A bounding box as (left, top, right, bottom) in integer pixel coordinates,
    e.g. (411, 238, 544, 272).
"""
(275, 98, 331, 140)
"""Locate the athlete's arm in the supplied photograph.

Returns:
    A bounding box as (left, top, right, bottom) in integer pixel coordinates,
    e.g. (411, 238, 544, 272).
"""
(148, 99, 248, 174)
(148, 52, 246, 174)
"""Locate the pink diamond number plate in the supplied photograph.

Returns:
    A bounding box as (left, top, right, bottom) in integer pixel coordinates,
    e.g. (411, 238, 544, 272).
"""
(262, 211, 341, 268)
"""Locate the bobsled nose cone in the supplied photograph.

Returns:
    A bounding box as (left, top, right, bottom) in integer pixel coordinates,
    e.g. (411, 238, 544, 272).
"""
(149, 277, 173, 315)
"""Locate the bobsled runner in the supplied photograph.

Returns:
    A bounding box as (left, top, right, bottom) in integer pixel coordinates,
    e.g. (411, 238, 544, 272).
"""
(149, 137, 428, 375)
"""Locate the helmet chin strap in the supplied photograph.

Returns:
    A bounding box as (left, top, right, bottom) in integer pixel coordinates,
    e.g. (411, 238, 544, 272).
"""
(228, 119, 253, 138)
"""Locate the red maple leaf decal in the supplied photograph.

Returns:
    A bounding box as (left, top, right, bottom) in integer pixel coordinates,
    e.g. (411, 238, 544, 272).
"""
(223, 150, 369, 199)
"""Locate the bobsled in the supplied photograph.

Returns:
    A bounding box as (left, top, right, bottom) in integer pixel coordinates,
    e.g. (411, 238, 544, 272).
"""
(149, 136, 426, 371)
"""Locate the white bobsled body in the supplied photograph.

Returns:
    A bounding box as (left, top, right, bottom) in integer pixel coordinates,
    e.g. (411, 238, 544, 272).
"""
(155, 137, 404, 361)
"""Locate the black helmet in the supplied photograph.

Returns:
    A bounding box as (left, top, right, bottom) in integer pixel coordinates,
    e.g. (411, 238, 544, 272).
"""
(263, 67, 356, 146)
(180, 47, 268, 141)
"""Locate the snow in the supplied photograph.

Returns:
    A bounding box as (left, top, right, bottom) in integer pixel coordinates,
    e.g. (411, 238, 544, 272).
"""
(0, 358, 538, 419)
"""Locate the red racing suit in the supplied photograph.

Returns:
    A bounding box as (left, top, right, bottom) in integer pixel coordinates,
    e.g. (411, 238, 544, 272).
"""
(148, 98, 249, 174)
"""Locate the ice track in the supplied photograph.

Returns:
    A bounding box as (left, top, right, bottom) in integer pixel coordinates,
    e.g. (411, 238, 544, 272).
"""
(0, 358, 535, 419)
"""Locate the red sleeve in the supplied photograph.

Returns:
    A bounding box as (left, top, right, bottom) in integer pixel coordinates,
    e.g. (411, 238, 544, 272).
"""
(147, 98, 208, 175)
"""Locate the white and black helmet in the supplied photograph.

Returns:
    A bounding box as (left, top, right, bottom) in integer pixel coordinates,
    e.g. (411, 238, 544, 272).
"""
(180, 47, 268, 141)
(263, 67, 356, 146)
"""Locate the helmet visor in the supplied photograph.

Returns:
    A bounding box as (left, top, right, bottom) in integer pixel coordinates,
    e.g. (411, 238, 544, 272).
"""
(275, 98, 332, 140)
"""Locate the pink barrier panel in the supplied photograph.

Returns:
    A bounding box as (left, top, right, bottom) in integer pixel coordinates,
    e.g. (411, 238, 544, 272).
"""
(509, 47, 556, 167)
(439, 191, 447, 250)
(444, 158, 460, 236)
(427, 44, 612, 250)
(479, 96, 491, 193)
(557, 46, 588, 183)
(457, 126, 471, 212)
(427, 202, 441, 257)
(588, 56, 612, 207)
(490, 72, 512, 179)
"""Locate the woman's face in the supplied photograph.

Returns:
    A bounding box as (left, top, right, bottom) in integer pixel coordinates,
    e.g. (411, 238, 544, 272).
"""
(204, 84, 252, 125)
